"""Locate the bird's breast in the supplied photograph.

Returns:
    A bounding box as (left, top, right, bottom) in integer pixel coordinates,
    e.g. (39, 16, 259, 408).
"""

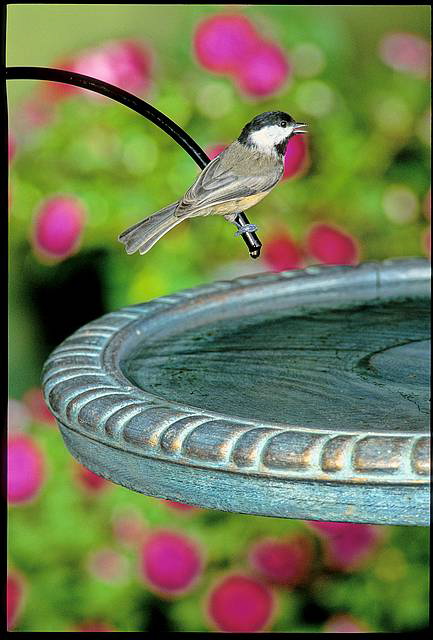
(211, 190, 272, 215)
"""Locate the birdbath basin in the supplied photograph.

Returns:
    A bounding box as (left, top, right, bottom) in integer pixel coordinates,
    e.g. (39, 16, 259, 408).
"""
(42, 258, 430, 526)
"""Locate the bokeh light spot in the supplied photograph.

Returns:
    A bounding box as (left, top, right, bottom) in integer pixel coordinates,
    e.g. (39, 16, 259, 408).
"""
(383, 184, 419, 224)
(292, 42, 326, 78)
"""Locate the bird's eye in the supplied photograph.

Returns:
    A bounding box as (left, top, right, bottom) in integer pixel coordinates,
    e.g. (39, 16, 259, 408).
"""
(280, 120, 288, 127)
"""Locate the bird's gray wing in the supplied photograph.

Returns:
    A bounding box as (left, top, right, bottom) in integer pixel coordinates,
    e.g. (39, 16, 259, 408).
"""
(175, 152, 281, 217)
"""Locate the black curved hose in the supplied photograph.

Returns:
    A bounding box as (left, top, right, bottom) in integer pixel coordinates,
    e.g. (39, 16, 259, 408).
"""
(6, 66, 261, 258)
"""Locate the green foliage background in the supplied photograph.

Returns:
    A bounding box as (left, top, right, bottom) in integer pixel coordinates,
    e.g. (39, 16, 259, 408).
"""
(8, 5, 430, 632)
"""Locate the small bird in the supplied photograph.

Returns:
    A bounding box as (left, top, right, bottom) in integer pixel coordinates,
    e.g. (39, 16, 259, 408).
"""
(118, 111, 307, 255)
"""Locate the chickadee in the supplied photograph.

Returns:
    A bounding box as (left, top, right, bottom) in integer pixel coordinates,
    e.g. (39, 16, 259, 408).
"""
(118, 111, 307, 255)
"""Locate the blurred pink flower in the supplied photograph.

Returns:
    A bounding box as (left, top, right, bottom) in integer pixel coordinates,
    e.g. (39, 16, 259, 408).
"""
(323, 613, 369, 633)
(207, 573, 275, 632)
(248, 535, 313, 587)
(44, 40, 152, 102)
(325, 527, 381, 571)
(32, 196, 86, 260)
(205, 143, 227, 160)
(73, 40, 152, 97)
(43, 56, 80, 101)
(379, 32, 431, 77)
(74, 463, 112, 494)
(139, 530, 203, 596)
(8, 135, 15, 163)
(306, 521, 382, 571)
(7, 434, 45, 504)
(87, 548, 129, 583)
(7, 571, 25, 630)
(235, 40, 291, 98)
(283, 134, 310, 180)
(194, 13, 290, 98)
(263, 230, 303, 271)
(22, 388, 56, 426)
(305, 521, 350, 536)
(112, 510, 147, 549)
(194, 13, 260, 74)
(306, 223, 360, 266)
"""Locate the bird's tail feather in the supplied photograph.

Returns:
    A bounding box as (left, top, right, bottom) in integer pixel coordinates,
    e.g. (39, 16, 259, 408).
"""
(118, 202, 181, 255)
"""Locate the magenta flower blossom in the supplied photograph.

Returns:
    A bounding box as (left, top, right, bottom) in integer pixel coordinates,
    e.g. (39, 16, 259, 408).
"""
(194, 13, 260, 74)
(235, 40, 291, 98)
(305, 521, 350, 536)
(323, 614, 369, 633)
(139, 530, 203, 596)
(7, 571, 25, 630)
(283, 134, 310, 180)
(207, 573, 275, 632)
(74, 463, 112, 494)
(325, 526, 381, 571)
(379, 32, 431, 77)
(42, 56, 81, 101)
(7, 435, 45, 504)
(43, 40, 152, 103)
(194, 13, 290, 98)
(306, 223, 360, 266)
(263, 230, 303, 271)
(87, 548, 129, 584)
(205, 143, 227, 160)
(305, 520, 382, 571)
(32, 196, 86, 260)
(22, 388, 56, 426)
(73, 40, 153, 97)
(248, 535, 313, 587)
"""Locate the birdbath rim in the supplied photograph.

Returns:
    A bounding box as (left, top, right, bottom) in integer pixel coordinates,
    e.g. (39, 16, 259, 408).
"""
(42, 258, 430, 526)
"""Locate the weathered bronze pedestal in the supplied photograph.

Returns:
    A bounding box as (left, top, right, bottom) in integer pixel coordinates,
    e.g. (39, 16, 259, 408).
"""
(42, 258, 430, 526)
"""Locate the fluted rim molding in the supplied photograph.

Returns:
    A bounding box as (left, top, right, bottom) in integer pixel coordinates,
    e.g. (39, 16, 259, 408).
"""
(42, 258, 430, 485)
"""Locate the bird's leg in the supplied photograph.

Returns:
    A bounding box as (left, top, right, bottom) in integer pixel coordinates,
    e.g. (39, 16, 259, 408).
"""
(224, 212, 262, 259)
(224, 213, 258, 236)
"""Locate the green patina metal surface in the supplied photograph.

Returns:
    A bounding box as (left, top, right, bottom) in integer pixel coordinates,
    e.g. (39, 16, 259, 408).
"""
(125, 299, 429, 431)
(42, 259, 431, 525)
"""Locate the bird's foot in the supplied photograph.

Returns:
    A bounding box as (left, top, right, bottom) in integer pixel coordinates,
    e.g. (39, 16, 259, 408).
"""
(234, 223, 258, 236)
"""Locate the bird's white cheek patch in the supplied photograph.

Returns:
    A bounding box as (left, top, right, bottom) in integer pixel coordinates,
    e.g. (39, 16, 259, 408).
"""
(249, 124, 293, 151)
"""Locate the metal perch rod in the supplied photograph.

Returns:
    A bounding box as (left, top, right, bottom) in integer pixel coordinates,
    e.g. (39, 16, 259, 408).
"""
(6, 65, 262, 258)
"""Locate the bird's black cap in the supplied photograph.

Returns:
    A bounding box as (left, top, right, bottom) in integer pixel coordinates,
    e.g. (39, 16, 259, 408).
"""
(238, 111, 296, 143)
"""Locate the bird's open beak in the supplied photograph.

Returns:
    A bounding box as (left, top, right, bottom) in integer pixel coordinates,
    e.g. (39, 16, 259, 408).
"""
(292, 122, 308, 135)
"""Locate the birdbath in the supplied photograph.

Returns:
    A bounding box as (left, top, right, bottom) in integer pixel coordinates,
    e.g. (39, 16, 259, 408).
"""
(42, 258, 430, 526)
